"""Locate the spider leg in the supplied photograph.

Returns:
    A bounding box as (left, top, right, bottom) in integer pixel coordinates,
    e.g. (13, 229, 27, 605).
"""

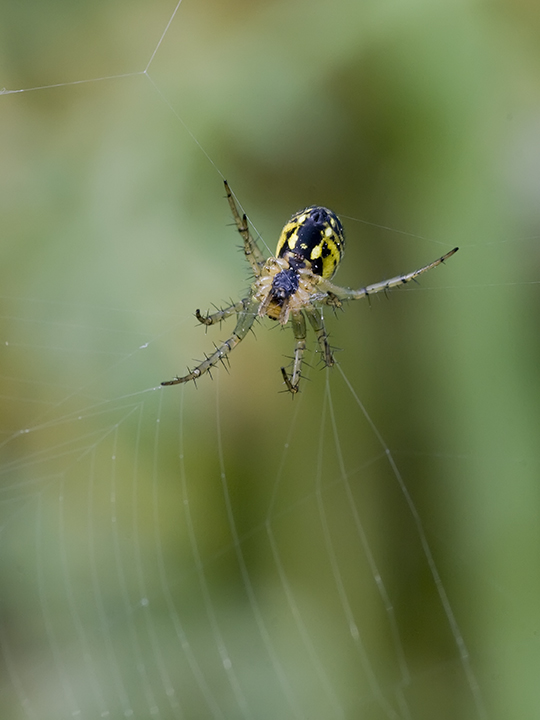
(316, 247, 459, 303)
(162, 298, 259, 386)
(224, 180, 265, 276)
(304, 306, 334, 367)
(281, 311, 306, 394)
(195, 300, 245, 326)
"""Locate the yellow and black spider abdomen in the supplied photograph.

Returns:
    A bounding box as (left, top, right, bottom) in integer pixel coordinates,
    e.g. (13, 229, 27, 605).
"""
(275, 206, 345, 279)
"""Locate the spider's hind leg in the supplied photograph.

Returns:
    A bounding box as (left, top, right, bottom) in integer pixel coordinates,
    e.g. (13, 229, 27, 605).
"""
(280, 311, 307, 394)
(195, 300, 245, 326)
(162, 298, 258, 387)
(304, 306, 335, 368)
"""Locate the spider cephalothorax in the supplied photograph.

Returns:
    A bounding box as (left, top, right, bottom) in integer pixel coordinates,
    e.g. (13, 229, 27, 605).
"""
(162, 181, 457, 394)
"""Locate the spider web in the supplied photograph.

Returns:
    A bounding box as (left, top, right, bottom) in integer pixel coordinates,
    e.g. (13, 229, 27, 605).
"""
(1, 1, 539, 719)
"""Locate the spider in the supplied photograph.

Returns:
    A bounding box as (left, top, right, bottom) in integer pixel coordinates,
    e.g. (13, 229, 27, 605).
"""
(162, 181, 458, 394)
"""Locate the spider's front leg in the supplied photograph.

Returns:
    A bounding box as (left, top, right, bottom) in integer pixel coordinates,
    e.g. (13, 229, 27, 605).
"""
(281, 311, 306, 394)
(224, 180, 265, 277)
(162, 298, 259, 386)
(317, 247, 459, 303)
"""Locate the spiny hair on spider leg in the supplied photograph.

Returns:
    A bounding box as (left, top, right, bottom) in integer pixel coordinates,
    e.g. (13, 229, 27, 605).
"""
(327, 303, 345, 316)
(263, 321, 282, 335)
(218, 358, 230, 373)
(278, 373, 311, 395)
(312, 350, 331, 367)
(282, 353, 313, 369)
(212, 343, 231, 370)
(286, 371, 311, 386)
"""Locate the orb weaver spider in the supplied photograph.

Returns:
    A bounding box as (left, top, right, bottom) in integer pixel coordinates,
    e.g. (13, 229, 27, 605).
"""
(162, 181, 457, 394)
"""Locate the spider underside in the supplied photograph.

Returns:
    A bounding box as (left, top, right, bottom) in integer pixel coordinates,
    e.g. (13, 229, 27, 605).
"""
(162, 181, 458, 394)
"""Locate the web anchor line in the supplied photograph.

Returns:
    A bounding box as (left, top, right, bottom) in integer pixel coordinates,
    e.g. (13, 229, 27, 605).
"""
(336, 363, 488, 720)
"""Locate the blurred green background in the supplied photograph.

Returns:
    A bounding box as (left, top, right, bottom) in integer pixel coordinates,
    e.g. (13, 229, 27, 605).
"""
(1, 0, 540, 718)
